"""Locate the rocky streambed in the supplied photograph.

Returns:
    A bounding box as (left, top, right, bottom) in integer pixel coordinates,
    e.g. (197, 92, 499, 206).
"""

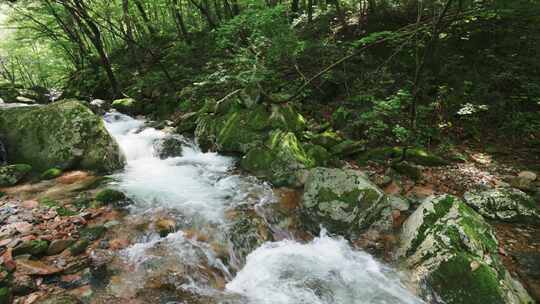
(0, 100, 539, 304)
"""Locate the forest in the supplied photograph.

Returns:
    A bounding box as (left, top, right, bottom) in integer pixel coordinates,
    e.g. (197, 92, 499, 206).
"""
(0, 0, 539, 303)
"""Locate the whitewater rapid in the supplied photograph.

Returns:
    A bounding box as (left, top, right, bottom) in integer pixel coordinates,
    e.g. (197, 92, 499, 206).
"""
(103, 112, 423, 304)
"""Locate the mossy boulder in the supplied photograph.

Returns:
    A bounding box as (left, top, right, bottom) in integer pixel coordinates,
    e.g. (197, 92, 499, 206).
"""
(111, 98, 142, 115)
(68, 239, 90, 256)
(463, 188, 540, 224)
(13, 240, 49, 257)
(0, 81, 22, 103)
(301, 168, 391, 236)
(153, 135, 186, 159)
(358, 147, 449, 166)
(175, 112, 198, 134)
(0, 164, 32, 187)
(398, 195, 533, 304)
(95, 189, 126, 204)
(41, 168, 63, 180)
(303, 144, 332, 166)
(310, 130, 343, 149)
(392, 161, 423, 180)
(330, 139, 365, 156)
(195, 104, 306, 153)
(0, 100, 125, 173)
(241, 130, 316, 186)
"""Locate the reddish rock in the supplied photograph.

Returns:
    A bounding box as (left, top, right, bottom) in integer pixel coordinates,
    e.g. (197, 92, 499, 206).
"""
(383, 181, 402, 195)
(57, 171, 90, 185)
(21, 200, 39, 209)
(13, 222, 33, 234)
(407, 185, 435, 199)
(16, 259, 62, 275)
(109, 238, 130, 250)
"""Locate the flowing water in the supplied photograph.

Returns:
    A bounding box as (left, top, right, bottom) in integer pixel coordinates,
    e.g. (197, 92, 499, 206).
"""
(101, 112, 424, 304)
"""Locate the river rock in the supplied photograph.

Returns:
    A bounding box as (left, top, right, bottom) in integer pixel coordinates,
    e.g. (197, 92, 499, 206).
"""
(300, 168, 391, 236)
(47, 239, 75, 255)
(241, 130, 316, 186)
(16, 259, 62, 275)
(111, 98, 142, 115)
(12, 240, 49, 257)
(0, 100, 125, 173)
(153, 135, 186, 159)
(463, 188, 540, 223)
(39, 294, 81, 304)
(397, 195, 533, 304)
(0, 164, 32, 187)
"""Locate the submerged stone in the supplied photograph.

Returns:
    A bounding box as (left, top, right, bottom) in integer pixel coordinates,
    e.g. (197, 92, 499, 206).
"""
(0, 100, 125, 173)
(398, 195, 533, 304)
(463, 187, 540, 224)
(301, 168, 391, 236)
(0, 164, 32, 187)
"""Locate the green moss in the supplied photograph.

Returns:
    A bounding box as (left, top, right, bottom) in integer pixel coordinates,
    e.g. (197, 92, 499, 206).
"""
(0, 286, 11, 304)
(269, 104, 306, 133)
(41, 168, 63, 180)
(69, 239, 90, 256)
(304, 144, 331, 166)
(112, 98, 141, 114)
(311, 130, 343, 149)
(79, 225, 106, 241)
(95, 189, 126, 204)
(406, 148, 449, 167)
(0, 164, 32, 186)
(428, 254, 505, 304)
(392, 162, 422, 180)
(0, 100, 125, 173)
(13, 240, 49, 257)
(357, 147, 402, 163)
(407, 195, 454, 256)
(39, 197, 60, 208)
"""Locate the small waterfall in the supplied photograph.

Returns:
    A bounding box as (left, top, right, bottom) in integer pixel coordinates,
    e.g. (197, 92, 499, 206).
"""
(103, 112, 423, 304)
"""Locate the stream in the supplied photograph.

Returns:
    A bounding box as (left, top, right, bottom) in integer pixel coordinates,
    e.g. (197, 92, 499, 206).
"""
(100, 112, 424, 304)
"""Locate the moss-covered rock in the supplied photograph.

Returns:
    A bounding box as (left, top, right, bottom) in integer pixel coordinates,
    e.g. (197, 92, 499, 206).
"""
(310, 130, 343, 149)
(0, 286, 11, 304)
(303, 144, 332, 166)
(0, 100, 125, 173)
(241, 130, 316, 186)
(405, 148, 449, 166)
(463, 188, 540, 224)
(41, 168, 63, 180)
(68, 239, 90, 256)
(392, 161, 423, 180)
(111, 98, 142, 115)
(301, 168, 391, 236)
(13, 240, 49, 257)
(358, 147, 449, 166)
(398, 195, 533, 304)
(79, 225, 106, 241)
(95, 188, 126, 204)
(330, 139, 365, 156)
(0, 164, 31, 187)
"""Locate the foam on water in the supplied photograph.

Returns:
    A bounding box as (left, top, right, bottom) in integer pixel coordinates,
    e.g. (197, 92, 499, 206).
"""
(226, 232, 423, 304)
(104, 112, 237, 223)
(103, 112, 423, 304)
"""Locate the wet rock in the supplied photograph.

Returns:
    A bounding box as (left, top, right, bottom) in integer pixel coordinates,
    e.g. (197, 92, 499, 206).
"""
(47, 239, 75, 256)
(301, 168, 392, 236)
(94, 189, 126, 205)
(0, 164, 32, 187)
(514, 252, 540, 279)
(41, 168, 63, 180)
(241, 130, 316, 186)
(310, 130, 343, 149)
(11, 273, 36, 296)
(154, 218, 176, 237)
(79, 226, 106, 242)
(13, 240, 49, 257)
(398, 195, 533, 304)
(39, 294, 81, 304)
(0, 100, 125, 173)
(16, 260, 62, 275)
(68, 240, 90, 256)
(153, 135, 186, 159)
(463, 188, 540, 224)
